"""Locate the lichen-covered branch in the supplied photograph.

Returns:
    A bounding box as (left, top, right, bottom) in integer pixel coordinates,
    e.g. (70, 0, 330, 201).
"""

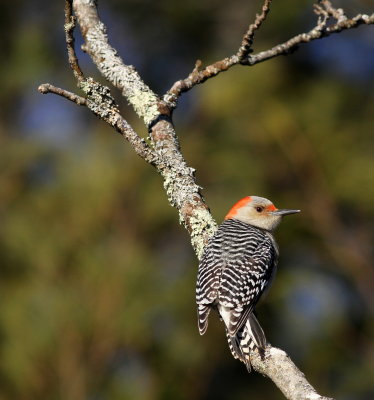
(70, 0, 217, 257)
(38, 80, 159, 165)
(80, 78, 161, 166)
(72, 0, 160, 125)
(40, 1, 159, 168)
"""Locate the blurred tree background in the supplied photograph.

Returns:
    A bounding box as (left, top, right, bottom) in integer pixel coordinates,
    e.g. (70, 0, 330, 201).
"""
(0, 0, 373, 399)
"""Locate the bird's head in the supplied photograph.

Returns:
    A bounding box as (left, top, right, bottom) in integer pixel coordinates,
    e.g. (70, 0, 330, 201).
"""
(224, 196, 300, 231)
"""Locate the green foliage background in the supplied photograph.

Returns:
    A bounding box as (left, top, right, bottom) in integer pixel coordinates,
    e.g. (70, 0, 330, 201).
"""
(0, 1, 373, 399)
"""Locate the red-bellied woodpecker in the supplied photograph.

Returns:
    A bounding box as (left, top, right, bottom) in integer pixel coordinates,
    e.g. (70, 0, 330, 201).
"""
(196, 196, 300, 371)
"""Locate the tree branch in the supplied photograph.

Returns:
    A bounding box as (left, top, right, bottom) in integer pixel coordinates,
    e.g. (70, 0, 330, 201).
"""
(70, 0, 217, 258)
(251, 346, 333, 400)
(237, 0, 272, 62)
(39, 1, 374, 398)
(164, 0, 374, 107)
(247, 9, 373, 66)
(38, 80, 159, 165)
(40, 1, 159, 167)
(38, 83, 86, 106)
(64, 0, 84, 83)
(72, 0, 160, 125)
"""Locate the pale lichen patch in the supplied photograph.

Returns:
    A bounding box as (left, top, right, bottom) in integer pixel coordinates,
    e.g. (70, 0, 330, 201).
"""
(187, 208, 217, 259)
(127, 88, 159, 126)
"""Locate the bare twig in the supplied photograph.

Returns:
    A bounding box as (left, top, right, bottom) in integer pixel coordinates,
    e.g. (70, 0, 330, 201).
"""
(319, 0, 347, 22)
(163, 56, 237, 107)
(237, 0, 272, 63)
(247, 11, 373, 66)
(165, 2, 374, 106)
(64, 0, 84, 82)
(163, 0, 273, 106)
(38, 83, 87, 106)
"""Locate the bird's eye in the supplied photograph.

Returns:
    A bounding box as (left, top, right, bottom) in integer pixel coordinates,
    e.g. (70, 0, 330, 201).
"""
(255, 206, 263, 213)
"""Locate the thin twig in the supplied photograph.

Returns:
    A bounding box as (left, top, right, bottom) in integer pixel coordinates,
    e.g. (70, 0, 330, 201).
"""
(163, 57, 236, 107)
(38, 83, 87, 105)
(237, 0, 272, 63)
(164, 3, 374, 107)
(65, 0, 84, 82)
(247, 11, 374, 66)
(319, 0, 347, 21)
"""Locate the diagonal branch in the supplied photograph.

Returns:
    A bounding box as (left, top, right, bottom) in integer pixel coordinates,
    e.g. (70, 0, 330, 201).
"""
(80, 78, 161, 166)
(71, 0, 217, 259)
(250, 346, 333, 400)
(38, 83, 86, 106)
(40, 0, 159, 167)
(38, 80, 159, 166)
(164, 1, 374, 107)
(237, 0, 272, 62)
(72, 0, 160, 125)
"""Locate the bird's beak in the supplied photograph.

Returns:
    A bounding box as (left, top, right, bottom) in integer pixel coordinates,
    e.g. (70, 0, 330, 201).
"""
(270, 209, 300, 216)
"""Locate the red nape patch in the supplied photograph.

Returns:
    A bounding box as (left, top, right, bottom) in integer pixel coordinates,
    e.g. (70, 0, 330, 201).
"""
(224, 196, 252, 220)
(266, 204, 277, 212)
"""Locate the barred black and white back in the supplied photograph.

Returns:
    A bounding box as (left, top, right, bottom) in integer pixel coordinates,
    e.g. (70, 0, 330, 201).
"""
(196, 218, 278, 370)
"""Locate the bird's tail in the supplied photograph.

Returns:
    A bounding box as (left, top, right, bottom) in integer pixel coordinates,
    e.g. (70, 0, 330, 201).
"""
(226, 313, 266, 372)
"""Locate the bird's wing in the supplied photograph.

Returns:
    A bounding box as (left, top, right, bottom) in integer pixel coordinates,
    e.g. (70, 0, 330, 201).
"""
(219, 239, 277, 336)
(196, 249, 223, 334)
